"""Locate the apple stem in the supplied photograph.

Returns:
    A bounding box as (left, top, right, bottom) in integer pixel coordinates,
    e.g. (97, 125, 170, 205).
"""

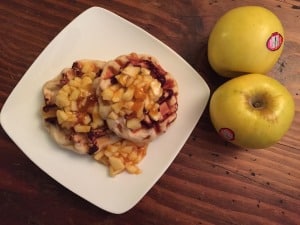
(252, 101, 263, 109)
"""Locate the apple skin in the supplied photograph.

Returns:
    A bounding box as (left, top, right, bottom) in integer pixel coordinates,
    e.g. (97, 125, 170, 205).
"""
(208, 6, 284, 78)
(209, 74, 295, 149)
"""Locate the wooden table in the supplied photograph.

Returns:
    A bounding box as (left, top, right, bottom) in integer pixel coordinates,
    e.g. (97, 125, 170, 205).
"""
(1, 1, 299, 224)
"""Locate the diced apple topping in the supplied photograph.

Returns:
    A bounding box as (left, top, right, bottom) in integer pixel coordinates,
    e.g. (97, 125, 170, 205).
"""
(43, 55, 177, 177)
(93, 139, 147, 176)
(55, 72, 103, 132)
(100, 65, 163, 129)
(126, 118, 142, 130)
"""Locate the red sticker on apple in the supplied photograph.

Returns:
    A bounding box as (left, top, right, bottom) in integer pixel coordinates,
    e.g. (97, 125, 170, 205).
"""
(219, 128, 235, 141)
(266, 32, 283, 51)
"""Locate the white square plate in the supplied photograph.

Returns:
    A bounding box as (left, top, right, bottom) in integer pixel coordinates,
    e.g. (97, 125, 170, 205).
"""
(0, 7, 210, 214)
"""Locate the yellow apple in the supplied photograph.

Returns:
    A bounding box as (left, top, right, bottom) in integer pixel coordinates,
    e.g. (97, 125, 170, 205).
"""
(209, 74, 295, 149)
(208, 6, 284, 77)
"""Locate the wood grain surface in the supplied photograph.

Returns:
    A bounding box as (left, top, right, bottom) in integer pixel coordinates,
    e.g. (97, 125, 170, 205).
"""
(0, 0, 299, 224)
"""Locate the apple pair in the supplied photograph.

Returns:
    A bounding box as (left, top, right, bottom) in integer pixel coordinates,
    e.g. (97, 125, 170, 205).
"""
(207, 6, 295, 149)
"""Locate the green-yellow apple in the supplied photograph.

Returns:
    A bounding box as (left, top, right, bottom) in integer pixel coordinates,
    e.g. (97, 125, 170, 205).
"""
(209, 74, 295, 149)
(208, 6, 284, 77)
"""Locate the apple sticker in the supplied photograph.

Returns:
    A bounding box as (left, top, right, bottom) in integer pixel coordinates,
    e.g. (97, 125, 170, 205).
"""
(219, 128, 235, 141)
(266, 32, 283, 51)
